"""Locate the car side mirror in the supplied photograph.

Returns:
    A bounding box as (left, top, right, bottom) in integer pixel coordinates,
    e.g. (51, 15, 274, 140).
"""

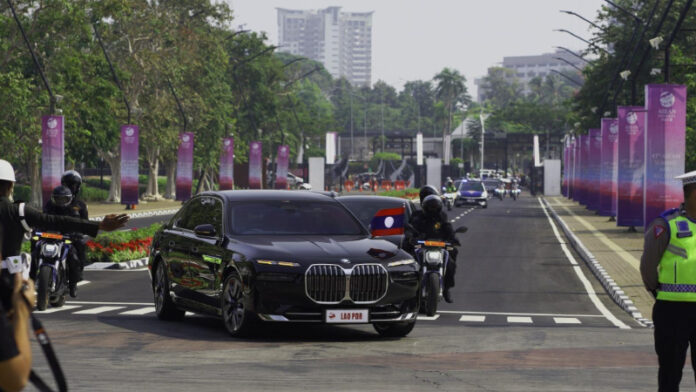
(455, 226, 468, 234)
(194, 224, 217, 237)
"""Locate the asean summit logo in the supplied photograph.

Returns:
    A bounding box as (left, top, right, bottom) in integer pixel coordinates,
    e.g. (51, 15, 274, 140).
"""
(626, 112, 638, 125)
(660, 91, 675, 108)
(125, 127, 135, 137)
(182, 134, 190, 143)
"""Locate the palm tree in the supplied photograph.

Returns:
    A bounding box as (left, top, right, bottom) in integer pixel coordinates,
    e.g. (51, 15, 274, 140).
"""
(434, 68, 470, 159)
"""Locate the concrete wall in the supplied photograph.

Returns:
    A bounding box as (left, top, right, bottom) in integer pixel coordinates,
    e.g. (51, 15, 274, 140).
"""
(308, 157, 325, 191)
(543, 159, 561, 196)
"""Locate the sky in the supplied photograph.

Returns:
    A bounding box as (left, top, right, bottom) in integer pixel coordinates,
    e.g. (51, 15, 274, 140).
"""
(225, 0, 606, 96)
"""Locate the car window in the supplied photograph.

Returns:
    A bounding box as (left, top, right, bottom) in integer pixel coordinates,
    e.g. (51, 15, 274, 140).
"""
(459, 182, 483, 191)
(178, 196, 223, 234)
(228, 200, 365, 236)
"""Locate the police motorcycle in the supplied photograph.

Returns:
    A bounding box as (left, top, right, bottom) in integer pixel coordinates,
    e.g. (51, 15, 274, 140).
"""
(494, 184, 506, 201)
(411, 226, 467, 316)
(510, 183, 521, 200)
(441, 189, 456, 211)
(33, 231, 73, 310)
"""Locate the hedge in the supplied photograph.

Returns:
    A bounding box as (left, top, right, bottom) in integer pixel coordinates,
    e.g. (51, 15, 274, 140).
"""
(377, 188, 420, 199)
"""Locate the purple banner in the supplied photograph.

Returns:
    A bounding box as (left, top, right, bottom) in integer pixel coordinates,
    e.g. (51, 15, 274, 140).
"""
(599, 119, 618, 216)
(586, 129, 601, 211)
(562, 140, 568, 196)
(275, 145, 290, 189)
(568, 138, 576, 199)
(248, 141, 262, 189)
(120, 125, 139, 205)
(220, 137, 234, 191)
(176, 133, 194, 201)
(644, 84, 687, 228)
(617, 106, 645, 227)
(575, 135, 586, 204)
(41, 116, 64, 206)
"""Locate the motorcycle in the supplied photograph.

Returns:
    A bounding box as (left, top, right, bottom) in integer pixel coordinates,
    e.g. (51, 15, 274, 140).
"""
(441, 192, 456, 211)
(32, 231, 73, 310)
(494, 187, 505, 201)
(413, 226, 467, 316)
(510, 187, 521, 200)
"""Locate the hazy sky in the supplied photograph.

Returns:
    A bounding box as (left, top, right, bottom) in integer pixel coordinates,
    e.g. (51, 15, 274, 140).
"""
(226, 1, 605, 95)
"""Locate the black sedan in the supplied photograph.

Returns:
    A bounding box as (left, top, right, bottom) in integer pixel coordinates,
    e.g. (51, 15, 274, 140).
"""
(148, 190, 420, 337)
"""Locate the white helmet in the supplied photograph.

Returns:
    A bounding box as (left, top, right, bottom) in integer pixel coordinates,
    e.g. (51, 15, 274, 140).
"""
(0, 160, 15, 182)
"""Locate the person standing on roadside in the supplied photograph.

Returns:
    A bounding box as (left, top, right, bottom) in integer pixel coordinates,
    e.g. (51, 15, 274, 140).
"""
(641, 170, 696, 392)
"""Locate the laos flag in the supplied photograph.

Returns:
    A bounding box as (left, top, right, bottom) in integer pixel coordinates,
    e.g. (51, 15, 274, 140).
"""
(370, 207, 405, 237)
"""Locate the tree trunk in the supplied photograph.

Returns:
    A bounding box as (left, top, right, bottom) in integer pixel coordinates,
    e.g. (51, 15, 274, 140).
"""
(296, 131, 304, 164)
(103, 153, 121, 203)
(163, 160, 176, 199)
(144, 146, 160, 200)
(28, 153, 42, 208)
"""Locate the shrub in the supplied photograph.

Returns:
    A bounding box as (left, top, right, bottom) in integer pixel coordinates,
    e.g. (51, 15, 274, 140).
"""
(13, 184, 31, 202)
(377, 188, 420, 199)
(81, 184, 109, 202)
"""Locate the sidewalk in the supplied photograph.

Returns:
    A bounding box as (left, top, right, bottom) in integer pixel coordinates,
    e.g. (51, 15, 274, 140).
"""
(544, 196, 654, 324)
(87, 199, 182, 218)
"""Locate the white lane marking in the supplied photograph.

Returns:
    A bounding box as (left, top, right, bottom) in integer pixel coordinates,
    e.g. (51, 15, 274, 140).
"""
(507, 316, 533, 324)
(449, 220, 455, 223)
(185, 311, 195, 316)
(417, 315, 440, 321)
(459, 315, 486, 322)
(38, 305, 82, 314)
(554, 317, 582, 325)
(538, 197, 630, 330)
(68, 301, 153, 306)
(437, 310, 604, 318)
(119, 307, 156, 315)
(73, 306, 125, 314)
(77, 280, 90, 287)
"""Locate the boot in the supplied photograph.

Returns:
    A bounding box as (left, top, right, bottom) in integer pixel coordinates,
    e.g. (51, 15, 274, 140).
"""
(69, 284, 78, 298)
(443, 287, 453, 303)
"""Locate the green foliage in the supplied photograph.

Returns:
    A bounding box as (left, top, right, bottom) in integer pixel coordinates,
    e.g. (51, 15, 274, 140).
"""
(81, 185, 109, 202)
(13, 185, 31, 202)
(372, 152, 401, 162)
(377, 188, 420, 198)
(91, 223, 161, 247)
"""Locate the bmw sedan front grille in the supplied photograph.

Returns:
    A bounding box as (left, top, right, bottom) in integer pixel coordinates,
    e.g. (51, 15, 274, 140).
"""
(305, 264, 388, 304)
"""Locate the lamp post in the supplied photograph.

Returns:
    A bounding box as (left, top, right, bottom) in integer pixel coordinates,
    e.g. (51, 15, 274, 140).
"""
(554, 57, 584, 73)
(550, 69, 583, 86)
(479, 111, 490, 175)
(554, 29, 609, 54)
(554, 46, 590, 64)
(560, 10, 606, 31)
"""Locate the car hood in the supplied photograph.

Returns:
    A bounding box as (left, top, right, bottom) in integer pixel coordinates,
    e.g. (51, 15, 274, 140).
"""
(229, 235, 407, 264)
(460, 190, 483, 197)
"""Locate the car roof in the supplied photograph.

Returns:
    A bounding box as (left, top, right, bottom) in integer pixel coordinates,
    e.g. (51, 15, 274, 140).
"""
(201, 190, 336, 203)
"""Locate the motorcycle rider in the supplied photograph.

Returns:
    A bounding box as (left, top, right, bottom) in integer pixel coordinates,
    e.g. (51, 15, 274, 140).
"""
(410, 194, 459, 303)
(444, 178, 457, 193)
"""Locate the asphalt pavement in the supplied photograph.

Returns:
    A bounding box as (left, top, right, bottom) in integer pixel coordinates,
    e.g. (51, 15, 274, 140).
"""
(24, 193, 678, 392)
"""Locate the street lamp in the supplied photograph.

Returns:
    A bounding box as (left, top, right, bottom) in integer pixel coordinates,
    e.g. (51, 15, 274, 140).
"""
(479, 111, 490, 175)
(549, 69, 583, 87)
(554, 46, 590, 64)
(554, 29, 609, 54)
(554, 57, 584, 73)
(559, 10, 606, 32)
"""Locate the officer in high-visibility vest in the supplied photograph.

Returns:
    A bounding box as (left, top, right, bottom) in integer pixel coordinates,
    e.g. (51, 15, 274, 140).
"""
(640, 170, 696, 392)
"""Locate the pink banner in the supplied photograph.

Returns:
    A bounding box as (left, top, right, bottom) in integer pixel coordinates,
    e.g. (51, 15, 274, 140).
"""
(562, 140, 569, 196)
(176, 132, 194, 201)
(575, 135, 586, 204)
(220, 137, 234, 191)
(617, 106, 645, 227)
(275, 145, 290, 189)
(568, 137, 576, 199)
(599, 119, 618, 216)
(120, 125, 139, 205)
(586, 129, 602, 211)
(644, 84, 687, 228)
(248, 141, 262, 189)
(41, 116, 64, 206)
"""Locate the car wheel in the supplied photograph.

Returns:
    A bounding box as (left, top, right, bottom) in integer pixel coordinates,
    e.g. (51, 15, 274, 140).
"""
(221, 273, 256, 337)
(373, 320, 416, 337)
(483, 203, 488, 209)
(154, 262, 185, 321)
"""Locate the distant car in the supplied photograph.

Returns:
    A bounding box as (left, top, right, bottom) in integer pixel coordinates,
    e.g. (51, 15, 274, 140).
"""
(337, 195, 418, 247)
(482, 179, 501, 194)
(287, 172, 308, 189)
(148, 190, 419, 338)
(455, 180, 488, 208)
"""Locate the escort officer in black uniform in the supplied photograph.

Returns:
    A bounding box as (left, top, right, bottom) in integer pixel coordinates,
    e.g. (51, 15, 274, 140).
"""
(641, 170, 696, 392)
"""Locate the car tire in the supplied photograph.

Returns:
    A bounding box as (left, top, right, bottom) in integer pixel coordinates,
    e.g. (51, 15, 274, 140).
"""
(221, 273, 256, 338)
(154, 262, 185, 321)
(373, 320, 416, 338)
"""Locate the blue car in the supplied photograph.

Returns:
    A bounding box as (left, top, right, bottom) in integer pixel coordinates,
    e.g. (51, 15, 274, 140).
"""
(454, 180, 488, 208)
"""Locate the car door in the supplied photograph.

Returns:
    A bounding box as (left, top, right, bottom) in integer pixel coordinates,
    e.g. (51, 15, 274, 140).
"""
(184, 196, 226, 309)
(162, 204, 194, 299)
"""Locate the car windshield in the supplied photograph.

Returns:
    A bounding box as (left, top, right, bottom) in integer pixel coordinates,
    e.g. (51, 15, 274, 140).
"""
(228, 200, 366, 236)
(459, 181, 483, 191)
(339, 199, 406, 227)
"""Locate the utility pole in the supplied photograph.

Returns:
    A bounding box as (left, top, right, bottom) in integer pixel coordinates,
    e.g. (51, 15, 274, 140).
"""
(479, 111, 490, 175)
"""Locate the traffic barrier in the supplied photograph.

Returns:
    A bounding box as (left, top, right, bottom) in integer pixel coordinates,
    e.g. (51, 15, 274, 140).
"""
(344, 180, 354, 192)
(394, 180, 405, 190)
(381, 180, 392, 191)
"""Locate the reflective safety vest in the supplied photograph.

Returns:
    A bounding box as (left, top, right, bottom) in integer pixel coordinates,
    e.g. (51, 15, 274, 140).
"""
(657, 213, 696, 301)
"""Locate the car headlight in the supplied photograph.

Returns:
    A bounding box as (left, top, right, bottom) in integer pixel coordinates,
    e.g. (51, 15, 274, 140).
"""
(255, 259, 300, 267)
(425, 250, 443, 265)
(482, 191, 488, 198)
(41, 244, 59, 258)
(387, 259, 416, 268)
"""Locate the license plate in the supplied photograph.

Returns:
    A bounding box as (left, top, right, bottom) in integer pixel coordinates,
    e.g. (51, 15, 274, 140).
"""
(466, 198, 474, 202)
(325, 309, 369, 324)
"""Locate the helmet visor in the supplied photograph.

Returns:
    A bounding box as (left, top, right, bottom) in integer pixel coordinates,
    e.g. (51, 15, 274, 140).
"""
(52, 194, 72, 207)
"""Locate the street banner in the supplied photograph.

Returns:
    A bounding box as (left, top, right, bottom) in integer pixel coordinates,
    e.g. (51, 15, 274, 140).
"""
(219, 137, 234, 191)
(248, 141, 262, 189)
(275, 145, 289, 189)
(617, 106, 645, 227)
(587, 128, 601, 211)
(325, 132, 336, 165)
(644, 84, 687, 228)
(568, 137, 576, 199)
(120, 125, 139, 205)
(175, 132, 194, 201)
(574, 135, 585, 204)
(599, 119, 618, 216)
(41, 115, 64, 206)
(562, 140, 568, 196)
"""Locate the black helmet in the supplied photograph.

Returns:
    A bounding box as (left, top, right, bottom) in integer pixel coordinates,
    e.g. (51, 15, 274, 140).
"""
(51, 185, 73, 207)
(419, 185, 440, 203)
(422, 194, 443, 216)
(61, 170, 82, 196)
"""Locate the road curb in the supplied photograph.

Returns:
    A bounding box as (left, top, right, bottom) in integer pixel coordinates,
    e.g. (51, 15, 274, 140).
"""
(84, 258, 149, 270)
(89, 208, 180, 222)
(541, 198, 653, 328)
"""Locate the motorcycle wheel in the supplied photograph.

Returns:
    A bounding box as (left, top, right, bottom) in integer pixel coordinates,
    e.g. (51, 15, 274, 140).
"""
(373, 320, 416, 338)
(36, 265, 52, 311)
(424, 273, 440, 317)
(50, 295, 66, 308)
(447, 202, 452, 211)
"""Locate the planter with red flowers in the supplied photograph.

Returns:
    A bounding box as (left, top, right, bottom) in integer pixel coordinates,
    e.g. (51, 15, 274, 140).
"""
(86, 223, 161, 263)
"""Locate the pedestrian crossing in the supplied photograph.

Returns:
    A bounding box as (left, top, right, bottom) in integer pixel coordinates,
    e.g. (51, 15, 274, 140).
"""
(35, 302, 617, 327)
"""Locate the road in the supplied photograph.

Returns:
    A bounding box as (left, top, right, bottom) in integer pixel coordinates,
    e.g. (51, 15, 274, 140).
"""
(25, 194, 674, 391)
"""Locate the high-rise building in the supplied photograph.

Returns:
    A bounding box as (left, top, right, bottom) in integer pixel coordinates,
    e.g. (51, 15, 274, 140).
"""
(277, 7, 373, 87)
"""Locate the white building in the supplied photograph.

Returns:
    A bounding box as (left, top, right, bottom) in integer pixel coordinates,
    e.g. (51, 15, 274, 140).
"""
(277, 7, 373, 87)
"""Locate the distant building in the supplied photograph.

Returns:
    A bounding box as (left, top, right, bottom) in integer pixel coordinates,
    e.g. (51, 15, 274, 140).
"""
(277, 6, 373, 87)
(475, 49, 585, 102)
